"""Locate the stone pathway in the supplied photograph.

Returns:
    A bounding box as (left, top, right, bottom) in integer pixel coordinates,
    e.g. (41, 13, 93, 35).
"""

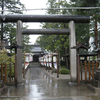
(0, 63, 96, 100)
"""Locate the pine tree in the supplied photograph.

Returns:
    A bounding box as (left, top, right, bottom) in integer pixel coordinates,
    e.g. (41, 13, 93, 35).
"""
(0, 0, 31, 52)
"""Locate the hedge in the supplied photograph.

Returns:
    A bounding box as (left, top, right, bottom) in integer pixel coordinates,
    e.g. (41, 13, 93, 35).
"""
(59, 68, 70, 74)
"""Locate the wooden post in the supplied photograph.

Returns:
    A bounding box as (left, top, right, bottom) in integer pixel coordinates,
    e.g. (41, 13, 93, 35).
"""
(57, 55, 59, 78)
(92, 61, 94, 79)
(10, 62, 11, 82)
(15, 48, 17, 87)
(84, 61, 87, 81)
(48, 56, 49, 72)
(51, 55, 53, 74)
(46, 61, 47, 70)
(43, 58, 44, 68)
(88, 61, 91, 81)
(4, 63, 7, 83)
(80, 61, 82, 80)
(77, 54, 80, 85)
(1, 63, 3, 80)
(96, 61, 98, 70)
(23, 51, 25, 78)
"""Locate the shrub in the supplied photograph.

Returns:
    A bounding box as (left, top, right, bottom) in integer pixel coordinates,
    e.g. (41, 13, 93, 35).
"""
(60, 66, 65, 68)
(59, 68, 70, 74)
(7, 67, 14, 77)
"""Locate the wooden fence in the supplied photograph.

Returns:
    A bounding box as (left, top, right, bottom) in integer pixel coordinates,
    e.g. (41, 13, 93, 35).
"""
(0, 62, 27, 85)
(0, 63, 15, 84)
(79, 61, 98, 81)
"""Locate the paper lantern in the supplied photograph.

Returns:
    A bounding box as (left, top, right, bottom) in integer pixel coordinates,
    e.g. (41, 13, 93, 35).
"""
(46, 55, 48, 62)
(53, 56, 56, 62)
(49, 55, 52, 62)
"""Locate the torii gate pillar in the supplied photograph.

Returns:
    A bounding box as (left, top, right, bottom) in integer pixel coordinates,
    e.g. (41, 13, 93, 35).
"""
(69, 21, 77, 82)
(16, 20, 23, 84)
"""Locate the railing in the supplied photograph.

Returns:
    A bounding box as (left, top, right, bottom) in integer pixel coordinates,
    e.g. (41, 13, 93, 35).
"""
(0, 63, 15, 84)
(79, 61, 98, 81)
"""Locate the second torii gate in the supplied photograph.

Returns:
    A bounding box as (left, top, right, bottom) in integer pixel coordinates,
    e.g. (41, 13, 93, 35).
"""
(0, 14, 90, 84)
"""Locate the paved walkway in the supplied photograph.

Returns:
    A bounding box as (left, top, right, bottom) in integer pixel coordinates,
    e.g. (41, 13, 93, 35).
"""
(43, 69, 70, 80)
(0, 63, 98, 100)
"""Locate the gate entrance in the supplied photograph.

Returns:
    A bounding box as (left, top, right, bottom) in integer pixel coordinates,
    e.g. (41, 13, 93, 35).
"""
(0, 14, 90, 84)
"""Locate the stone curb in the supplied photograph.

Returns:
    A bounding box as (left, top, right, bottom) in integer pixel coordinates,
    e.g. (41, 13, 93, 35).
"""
(0, 86, 8, 96)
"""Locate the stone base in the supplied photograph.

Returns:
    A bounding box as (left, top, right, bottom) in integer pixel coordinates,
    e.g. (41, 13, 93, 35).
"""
(96, 70, 100, 75)
(87, 84, 100, 93)
(94, 73, 100, 81)
(0, 86, 7, 96)
(0, 80, 4, 88)
(80, 80, 92, 84)
(0, 80, 7, 96)
(91, 70, 100, 87)
(91, 79, 100, 87)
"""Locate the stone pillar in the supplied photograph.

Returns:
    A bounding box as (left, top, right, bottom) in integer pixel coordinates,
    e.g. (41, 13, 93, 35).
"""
(69, 21, 77, 82)
(16, 20, 23, 84)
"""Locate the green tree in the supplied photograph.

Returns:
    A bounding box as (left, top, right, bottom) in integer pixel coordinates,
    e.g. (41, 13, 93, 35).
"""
(22, 35, 32, 53)
(36, 0, 70, 56)
(0, 0, 31, 52)
(36, 0, 99, 68)
(0, 0, 24, 41)
(71, 0, 100, 50)
(0, 49, 15, 64)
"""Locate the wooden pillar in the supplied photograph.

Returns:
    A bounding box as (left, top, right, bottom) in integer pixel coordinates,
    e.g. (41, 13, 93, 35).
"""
(57, 55, 59, 78)
(23, 51, 25, 78)
(1, 63, 3, 80)
(4, 63, 7, 83)
(51, 55, 53, 74)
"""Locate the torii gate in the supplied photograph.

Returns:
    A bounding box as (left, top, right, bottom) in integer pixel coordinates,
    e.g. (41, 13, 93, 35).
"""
(0, 15, 90, 84)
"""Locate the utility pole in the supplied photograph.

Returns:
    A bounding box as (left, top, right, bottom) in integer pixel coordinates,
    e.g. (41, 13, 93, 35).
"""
(95, 15, 98, 49)
(1, 0, 4, 49)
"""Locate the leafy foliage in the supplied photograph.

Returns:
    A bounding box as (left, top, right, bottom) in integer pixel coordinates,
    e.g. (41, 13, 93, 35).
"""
(0, 0, 31, 52)
(0, 49, 15, 64)
(36, 0, 100, 54)
(35, 0, 73, 56)
(0, 49, 15, 77)
(59, 68, 70, 74)
(22, 35, 32, 53)
(71, 0, 100, 49)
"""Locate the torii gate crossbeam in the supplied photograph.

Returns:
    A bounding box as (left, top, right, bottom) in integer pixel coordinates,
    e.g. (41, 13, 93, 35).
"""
(0, 14, 90, 23)
(22, 29, 70, 35)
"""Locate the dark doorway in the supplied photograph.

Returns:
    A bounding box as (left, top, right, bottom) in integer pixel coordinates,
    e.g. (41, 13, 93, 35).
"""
(33, 55, 39, 62)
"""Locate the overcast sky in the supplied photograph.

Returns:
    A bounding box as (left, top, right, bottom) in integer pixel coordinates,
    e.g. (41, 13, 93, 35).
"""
(20, 0, 48, 44)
